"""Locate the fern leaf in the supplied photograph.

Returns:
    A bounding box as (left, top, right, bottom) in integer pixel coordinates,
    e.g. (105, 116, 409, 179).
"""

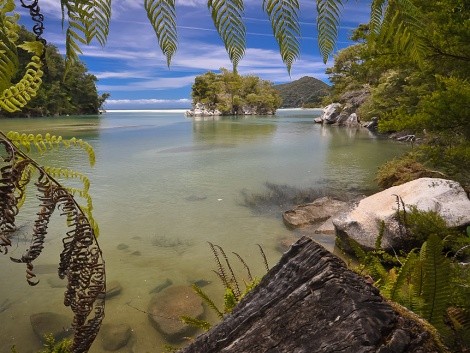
(90, 0, 111, 47)
(207, 0, 245, 72)
(0, 55, 43, 113)
(419, 234, 451, 330)
(0, 0, 19, 92)
(370, 0, 387, 34)
(374, 0, 427, 64)
(191, 284, 224, 319)
(145, 0, 177, 67)
(262, 0, 300, 74)
(389, 250, 418, 302)
(316, 0, 345, 63)
(180, 315, 211, 331)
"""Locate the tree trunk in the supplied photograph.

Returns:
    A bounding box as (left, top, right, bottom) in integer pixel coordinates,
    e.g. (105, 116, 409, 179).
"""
(180, 236, 445, 353)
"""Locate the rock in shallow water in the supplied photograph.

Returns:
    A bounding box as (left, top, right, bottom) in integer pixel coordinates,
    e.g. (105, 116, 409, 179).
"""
(100, 323, 132, 351)
(30, 312, 72, 341)
(147, 285, 204, 342)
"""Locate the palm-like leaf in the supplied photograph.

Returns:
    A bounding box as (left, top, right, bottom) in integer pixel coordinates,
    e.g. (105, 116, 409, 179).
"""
(145, 0, 178, 67)
(263, 0, 300, 74)
(316, 0, 345, 64)
(208, 0, 246, 72)
(370, 0, 427, 64)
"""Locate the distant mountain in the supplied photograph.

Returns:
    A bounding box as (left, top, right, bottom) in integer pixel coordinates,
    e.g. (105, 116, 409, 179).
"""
(275, 76, 330, 108)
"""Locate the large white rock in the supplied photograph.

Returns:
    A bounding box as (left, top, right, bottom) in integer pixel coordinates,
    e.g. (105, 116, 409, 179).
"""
(320, 103, 342, 124)
(333, 178, 470, 252)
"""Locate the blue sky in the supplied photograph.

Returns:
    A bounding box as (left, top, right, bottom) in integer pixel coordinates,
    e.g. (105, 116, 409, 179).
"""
(20, 0, 371, 109)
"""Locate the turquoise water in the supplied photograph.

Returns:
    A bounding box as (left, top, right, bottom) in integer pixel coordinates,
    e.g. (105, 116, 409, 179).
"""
(0, 110, 409, 352)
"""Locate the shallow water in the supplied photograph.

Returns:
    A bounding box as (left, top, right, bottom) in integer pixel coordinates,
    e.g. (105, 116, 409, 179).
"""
(0, 110, 409, 352)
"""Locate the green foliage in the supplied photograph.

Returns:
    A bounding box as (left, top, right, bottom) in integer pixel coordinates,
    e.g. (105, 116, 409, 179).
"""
(350, 206, 470, 350)
(0, 130, 105, 352)
(263, 0, 300, 74)
(38, 334, 72, 353)
(191, 69, 282, 115)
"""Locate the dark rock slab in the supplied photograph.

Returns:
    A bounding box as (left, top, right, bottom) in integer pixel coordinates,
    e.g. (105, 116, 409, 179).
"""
(148, 285, 204, 342)
(180, 237, 445, 353)
(100, 323, 132, 351)
(30, 312, 72, 342)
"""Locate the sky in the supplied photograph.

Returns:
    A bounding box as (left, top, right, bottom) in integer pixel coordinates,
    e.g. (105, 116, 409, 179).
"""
(19, 0, 372, 109)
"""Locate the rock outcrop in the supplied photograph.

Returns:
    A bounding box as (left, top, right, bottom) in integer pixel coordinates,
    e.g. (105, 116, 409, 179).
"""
(148, 285, 204, 342)
(282, 196, 349, 229)
(100, 323, 132, 351)
(180, 237, 445, 353)
(316, 102, 362, 127)
(333, 178, 470, 252)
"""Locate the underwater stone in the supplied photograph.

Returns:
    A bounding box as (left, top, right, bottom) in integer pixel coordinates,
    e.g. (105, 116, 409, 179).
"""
(30, 312, 72, 342)
(106, 280, 122, 299)
(149, 278, 173, 294)
(147, 285, 204, 342)
(100, 323, 132, 351)
(117, 243, 129, 250)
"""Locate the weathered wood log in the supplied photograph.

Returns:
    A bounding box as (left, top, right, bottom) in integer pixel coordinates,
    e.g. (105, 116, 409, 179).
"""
(180, 237, 445, 353)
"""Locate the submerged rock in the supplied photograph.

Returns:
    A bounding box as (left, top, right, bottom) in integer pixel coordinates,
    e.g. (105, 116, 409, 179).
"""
(149, 278, 173, 294)
(147, 285, 204, 342)
(106, 280, 122, 299)
(100, 323, 132, 351)
(282, 196, 349, 229)
(333, 178, 470, 252)
(30, 312, 72, 342)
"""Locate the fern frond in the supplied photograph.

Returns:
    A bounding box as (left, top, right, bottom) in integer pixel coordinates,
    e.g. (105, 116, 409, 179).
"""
(0, 55, 43, 112)
(89, 0, 111, 47)
(207, 0, 245, 72)
(180, 315, 211, 331)
(419, 234, 451, 330)
(374, 0, 427, 64)
(191, 284, 223, 319)
(257, 243, 269, 272)
(316, 0, 344, 63)
(262, 0, 300, 74)
(389, 250, 418, 301)
(223, 287, 238, 313)
(145, 0, 177, 67)
(6, 132, 96, 167)
(370, 0, 387, 34)
(0, 0, 19, 92)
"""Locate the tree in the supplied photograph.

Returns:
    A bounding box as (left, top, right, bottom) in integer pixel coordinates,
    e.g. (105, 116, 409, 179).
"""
(191, 69, 282, 115)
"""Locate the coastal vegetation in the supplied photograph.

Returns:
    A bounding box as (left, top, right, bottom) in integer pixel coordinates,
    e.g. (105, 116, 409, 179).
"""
(325, 0, 470, 191)
(191, 69, 282, 115)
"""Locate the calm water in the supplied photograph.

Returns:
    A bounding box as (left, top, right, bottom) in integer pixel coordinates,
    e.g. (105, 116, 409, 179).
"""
(0, 110, 409, 352)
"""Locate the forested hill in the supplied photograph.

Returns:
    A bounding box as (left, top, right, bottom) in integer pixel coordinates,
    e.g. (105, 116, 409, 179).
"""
(274, 76, 330, 108)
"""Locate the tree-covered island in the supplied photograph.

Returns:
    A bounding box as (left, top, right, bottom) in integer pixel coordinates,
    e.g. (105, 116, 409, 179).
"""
(186, 68, 282, 117)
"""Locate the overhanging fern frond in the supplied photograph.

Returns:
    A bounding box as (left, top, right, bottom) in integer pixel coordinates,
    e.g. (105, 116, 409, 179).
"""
(145, 0, 177, 67)
(208, 0, 246, 72)
(0, 0, 20, 92)
(262, 0, 300, 75)
(370, 0, 387, 34)
(371, 0, 427, 64)
(316, 0, 345, 63)
(90, 0, 111, 47)
(0, 54, 43, 112)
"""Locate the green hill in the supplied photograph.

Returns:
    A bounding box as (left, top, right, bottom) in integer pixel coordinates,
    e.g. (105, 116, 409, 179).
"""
(275, 76, 330, 108)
